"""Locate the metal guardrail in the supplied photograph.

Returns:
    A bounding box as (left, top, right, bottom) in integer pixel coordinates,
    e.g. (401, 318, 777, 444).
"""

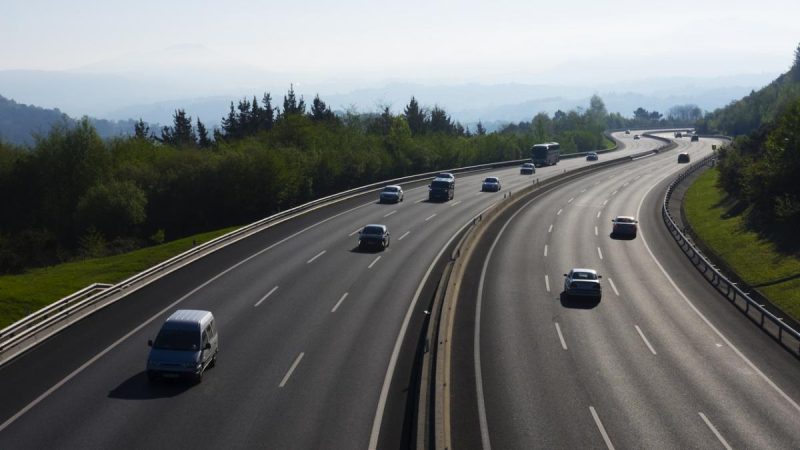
(0, 283, 112, 349)
(662, 154, 800, 354)
(0, 135, 631, 364)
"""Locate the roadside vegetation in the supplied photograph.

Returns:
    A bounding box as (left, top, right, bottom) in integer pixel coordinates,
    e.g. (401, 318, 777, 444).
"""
(684, 169, 800, 321)
(0, 226, 235, 329)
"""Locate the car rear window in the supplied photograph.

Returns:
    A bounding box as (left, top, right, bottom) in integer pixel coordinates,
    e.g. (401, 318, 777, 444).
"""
(363, 226, 384, 234)
(383, 187, 399, 192)
(573, 272, 597, 280)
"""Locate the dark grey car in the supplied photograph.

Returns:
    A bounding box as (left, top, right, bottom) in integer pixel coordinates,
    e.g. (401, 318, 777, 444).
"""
(358, 224, 390, 250)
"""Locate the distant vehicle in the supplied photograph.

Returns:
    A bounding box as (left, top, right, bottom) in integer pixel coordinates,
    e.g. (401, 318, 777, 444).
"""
(147, 309, 219, 383)
(674, 132, 682, 138)
(428, 177, 455, 201)
(690, 135, 699, 142)
(624, 130, 631, 134)
(531, 142, 560, 167)
(611, 216, 638, 237)
(436, 172, 455, 183)
(358, 224, 390, 250)
(586, 152, 599, 161)
(481, 176, 501, 192)
(379, 185, 404, 203)
(520, 162, 536, 174)
(633, 134, 640, 140)
(678, 152, 691, 163)
(563, 268, 602, 299)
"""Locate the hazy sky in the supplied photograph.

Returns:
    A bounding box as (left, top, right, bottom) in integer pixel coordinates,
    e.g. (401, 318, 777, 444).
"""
(2, 0, 798, 84)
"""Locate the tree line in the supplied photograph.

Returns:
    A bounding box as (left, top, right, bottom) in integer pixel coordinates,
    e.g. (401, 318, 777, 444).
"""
(712, 45, 800, 249)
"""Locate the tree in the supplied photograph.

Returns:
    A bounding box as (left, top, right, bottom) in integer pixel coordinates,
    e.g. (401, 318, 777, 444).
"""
(160, 109, 197, 147)
(429, 106, 453, 134)
(283, 84, 306, 116)
(476, 121, 486, 136)
(75, 180, 147, 239)
(197, 119, 211, 148)
(404, 97, 426, 135)
(134, 118, 150, 140)
(261, 92, 276, 131)
(221, 102, 239, 139)
(310, 94, 335, 122)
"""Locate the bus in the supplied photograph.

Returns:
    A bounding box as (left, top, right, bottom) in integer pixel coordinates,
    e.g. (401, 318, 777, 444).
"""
(531, 142, 560, 167)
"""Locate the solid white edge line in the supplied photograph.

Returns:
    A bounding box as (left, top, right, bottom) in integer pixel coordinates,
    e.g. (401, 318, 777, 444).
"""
(548, 224, 553, 233)
(425, 214, 437, 221)
(368, 256, 381, 269)
(255, 285, 279, 307)
(331, 292, 349, 313)
(545, 275, 550, 293)
(0, 196, 381, 433)
(590, 406, 616, 450)
(544, 245, 548, 257)
(555, 322, 568, 350)
(636, 166, 800, 415)
(698, 412, 733, 450)
(279, 352, 305, 388)
(608, 277, 619, 296)
(368, 203, 497, 450)
(597, 247, 603, 260)
(635, 325, 658, 355)
(383, 210, 397, 218)
(306, 249, 327, 264)
(398, 231, 411, 241)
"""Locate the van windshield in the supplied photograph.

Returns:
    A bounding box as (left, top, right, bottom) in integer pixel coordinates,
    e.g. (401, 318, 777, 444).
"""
(153, 329, 200, 351)
(431, 180, 451, 189)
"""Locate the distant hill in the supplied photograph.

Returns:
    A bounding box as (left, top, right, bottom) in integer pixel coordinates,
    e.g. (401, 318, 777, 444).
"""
(701, 49, 800, 135)
(0, 95, 145, 146)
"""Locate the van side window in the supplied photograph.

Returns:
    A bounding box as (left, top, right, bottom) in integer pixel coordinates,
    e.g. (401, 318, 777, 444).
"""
(202, 329, 209, 346)
(208, 321, 216, 337)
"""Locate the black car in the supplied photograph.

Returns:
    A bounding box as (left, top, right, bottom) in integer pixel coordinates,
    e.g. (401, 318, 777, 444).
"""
(678, 153, 691, 163)
(358, 224, 390, 250)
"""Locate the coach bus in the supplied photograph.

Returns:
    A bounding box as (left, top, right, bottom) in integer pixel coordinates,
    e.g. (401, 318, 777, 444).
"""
(531, 142, 560, 167)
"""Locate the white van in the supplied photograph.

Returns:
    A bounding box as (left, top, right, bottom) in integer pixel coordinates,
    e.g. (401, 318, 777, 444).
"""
(147, 309, 218, 383)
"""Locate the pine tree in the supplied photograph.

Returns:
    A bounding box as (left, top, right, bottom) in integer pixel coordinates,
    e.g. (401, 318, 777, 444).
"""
(261, 92, 275, 131)
(429, 106, 453, 134)
(404, 97, 426, 135)
(197, 118, 211, 148)
(283, 84, 306, 116)
(134, 118, 150, 140)
(160, 109, 197, 147)
(221, 102, 239, 139)
(476, 121, 486, 136)
(310, 94, 335, 122)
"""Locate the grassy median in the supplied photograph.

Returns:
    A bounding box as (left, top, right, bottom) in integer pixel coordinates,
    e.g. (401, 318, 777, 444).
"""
(0, 226, 238, 330)
(684, 168, 800, 321)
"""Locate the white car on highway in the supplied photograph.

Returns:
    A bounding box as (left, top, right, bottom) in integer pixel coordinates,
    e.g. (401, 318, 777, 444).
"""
(563, 268, 602, 299)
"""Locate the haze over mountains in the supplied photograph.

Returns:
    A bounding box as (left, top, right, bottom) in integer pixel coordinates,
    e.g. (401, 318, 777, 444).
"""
(0, 44, 779, 142)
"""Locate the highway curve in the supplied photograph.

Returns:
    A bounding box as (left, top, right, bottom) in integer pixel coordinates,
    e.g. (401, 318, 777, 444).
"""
(448, 134, 800, 448)
(0, 132, 655, 449)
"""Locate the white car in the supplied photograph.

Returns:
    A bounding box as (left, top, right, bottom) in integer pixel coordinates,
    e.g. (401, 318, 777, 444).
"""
(481, 176, 501, 192)
(563, 268, 602, 299)
(379, 185, 404, 203)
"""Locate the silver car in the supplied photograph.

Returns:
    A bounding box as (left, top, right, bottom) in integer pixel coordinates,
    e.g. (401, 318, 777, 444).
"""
(481, 176, 501, 192)
(563, 268, 602, 299)
(379, 185, 404, 203)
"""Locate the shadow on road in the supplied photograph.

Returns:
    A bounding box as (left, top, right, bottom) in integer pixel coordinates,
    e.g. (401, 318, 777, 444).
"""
(559, 292, 601, 309)
(609, 233, 636, 241)
(108, 371, 193, 400)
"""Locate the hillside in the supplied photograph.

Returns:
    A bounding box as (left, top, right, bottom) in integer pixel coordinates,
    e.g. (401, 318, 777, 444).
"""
(0, 95, 144, 146)
(700, 45, 800, 136)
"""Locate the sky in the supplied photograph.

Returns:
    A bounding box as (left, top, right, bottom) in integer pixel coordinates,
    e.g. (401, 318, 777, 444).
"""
(2, 0, 798, 86)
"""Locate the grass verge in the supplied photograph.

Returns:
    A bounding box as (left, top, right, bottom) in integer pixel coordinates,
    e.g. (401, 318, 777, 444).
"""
(0, 226, 238, 330)
(684, 168, 800, 322)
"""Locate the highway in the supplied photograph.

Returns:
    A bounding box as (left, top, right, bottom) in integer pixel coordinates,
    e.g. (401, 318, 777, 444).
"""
(448, 134, 800, 448)
(0, 133, 655, 448)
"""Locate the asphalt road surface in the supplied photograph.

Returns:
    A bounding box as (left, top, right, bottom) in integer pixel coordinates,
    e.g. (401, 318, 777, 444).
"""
(0, 132, 658, 449)
(449, 134, 800, 449)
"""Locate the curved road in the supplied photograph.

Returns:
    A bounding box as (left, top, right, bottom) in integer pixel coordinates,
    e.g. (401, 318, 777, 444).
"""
(0, 132, 655, 449)
(450, 134, 800, 448)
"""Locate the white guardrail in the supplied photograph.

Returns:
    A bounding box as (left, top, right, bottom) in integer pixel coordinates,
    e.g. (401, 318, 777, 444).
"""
(662, 152, 800, 355)
(0, 135, 629, 365)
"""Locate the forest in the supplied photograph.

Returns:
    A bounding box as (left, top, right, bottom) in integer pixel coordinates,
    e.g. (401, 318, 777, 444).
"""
(708, 43, 800, 250)
(0, 90, 633, 273)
